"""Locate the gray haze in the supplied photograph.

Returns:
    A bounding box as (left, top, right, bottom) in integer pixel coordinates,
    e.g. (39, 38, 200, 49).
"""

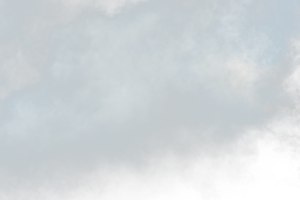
(0, 0, 299, 195)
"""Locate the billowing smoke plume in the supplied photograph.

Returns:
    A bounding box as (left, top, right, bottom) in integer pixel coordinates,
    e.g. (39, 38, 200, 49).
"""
(0, 0, 300, 199)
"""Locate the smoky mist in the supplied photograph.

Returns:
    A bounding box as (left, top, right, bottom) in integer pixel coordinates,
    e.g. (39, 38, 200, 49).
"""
(0, 0, 300, 199)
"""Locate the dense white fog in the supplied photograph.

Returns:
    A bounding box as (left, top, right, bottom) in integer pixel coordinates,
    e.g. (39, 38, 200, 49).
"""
(0, 0, 299, 199)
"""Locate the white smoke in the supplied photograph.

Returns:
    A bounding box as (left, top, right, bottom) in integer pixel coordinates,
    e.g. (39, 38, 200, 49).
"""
(1, 0, 300, 199)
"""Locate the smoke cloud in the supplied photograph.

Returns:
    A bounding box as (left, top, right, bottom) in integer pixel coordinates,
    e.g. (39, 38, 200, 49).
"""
(0, 0, 300, 199)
